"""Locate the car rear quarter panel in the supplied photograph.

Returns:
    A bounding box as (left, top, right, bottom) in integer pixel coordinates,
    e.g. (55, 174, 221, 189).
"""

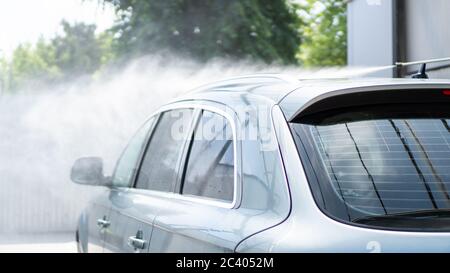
(237, 103, 450, 253)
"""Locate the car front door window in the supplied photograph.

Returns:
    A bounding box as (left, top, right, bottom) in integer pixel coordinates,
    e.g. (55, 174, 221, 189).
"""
(111, 117, 156, 188)
(135, 108, 194, 192)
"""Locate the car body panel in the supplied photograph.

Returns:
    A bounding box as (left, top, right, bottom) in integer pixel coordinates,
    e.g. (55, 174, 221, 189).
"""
(79, 189, 111, 253)
(103, 188, 155, 253)
(279, 78, 450, 120)
(76, 75, 450, 252)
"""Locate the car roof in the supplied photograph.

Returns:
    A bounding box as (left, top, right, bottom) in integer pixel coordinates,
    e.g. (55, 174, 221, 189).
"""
(171, 74, 450, 120)
(175, 73, 301, 104)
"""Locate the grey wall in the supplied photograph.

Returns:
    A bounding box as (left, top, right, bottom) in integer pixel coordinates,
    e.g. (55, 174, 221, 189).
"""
(347, 0, 396, 77)
(348, 0, 450, 78)
(403, 0, 450, 78)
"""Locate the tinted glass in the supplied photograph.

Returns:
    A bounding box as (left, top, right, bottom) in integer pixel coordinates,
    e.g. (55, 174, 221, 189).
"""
(182, 110, 234, 202)
(291, 103, 450, 231)
(136, 109, 193, 192)
(112, 117, 155, 187)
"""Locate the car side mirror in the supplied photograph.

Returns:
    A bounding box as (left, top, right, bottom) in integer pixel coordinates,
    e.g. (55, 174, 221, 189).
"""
(71, 157, 111, 187)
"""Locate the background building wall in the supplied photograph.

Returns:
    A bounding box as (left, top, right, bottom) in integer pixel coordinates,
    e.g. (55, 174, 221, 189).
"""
(347, 0, 396, 77)
(403, 0, 450, 78)
(347, 0, 450, 78)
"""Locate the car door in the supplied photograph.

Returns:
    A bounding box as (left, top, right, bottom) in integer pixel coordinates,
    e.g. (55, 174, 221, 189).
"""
(148, 108, 242, 252)
(104, 108, 195, 252)
(104, 189, 156, 253)
(102, 116, 157, 253)
(83, 189, 112, 253)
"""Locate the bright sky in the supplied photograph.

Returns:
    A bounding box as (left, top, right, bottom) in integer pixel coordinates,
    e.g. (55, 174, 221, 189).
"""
(0, 0, 116, 58)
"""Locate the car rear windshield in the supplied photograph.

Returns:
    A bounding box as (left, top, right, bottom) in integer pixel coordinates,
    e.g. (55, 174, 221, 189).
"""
(291, 102, 450, 231)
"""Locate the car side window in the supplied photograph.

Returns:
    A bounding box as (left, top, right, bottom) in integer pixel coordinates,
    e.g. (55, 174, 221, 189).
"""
(135, 108, 194, 192)
(181, 110, 234, 202)
(112, 117, 156, 187)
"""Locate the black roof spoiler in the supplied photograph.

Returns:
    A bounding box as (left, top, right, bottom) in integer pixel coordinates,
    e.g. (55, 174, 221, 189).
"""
(289, 87, 450, 123)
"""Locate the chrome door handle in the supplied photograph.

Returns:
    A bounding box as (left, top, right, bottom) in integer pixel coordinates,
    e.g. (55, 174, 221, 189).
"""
(127, 230, 147, 250)
(97, 217, 110, 228)
(128, 236, 147, 249)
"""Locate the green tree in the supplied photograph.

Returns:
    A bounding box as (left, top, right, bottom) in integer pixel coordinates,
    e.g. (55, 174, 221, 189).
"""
(97, 30, 117, 67)
(5, 21, 115, 92)
(297, 0, 347, 66)
(9, 39, 61, 91)
(51, 20, 107, 80)
(103, 0, 302, 64)
(0, 55, 8, 94)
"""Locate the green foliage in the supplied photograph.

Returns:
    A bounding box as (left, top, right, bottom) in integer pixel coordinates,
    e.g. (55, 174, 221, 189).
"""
(52, 21, 103, 80)
(3, 21, 115, 92)
(297, 0, 347, 67)
(97, 30, 117, 67)
(9, 40, 61, 91)
(104, 0, 302, 64)
(0, 56, 8, 93)
(1, 0, 349, 93)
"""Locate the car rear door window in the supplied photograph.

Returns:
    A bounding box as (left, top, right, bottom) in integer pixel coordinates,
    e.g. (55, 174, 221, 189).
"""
(135, 108, 194, 192)
(181, 110, 234, 202)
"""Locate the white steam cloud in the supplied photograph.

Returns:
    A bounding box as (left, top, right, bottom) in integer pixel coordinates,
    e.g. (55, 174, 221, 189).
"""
(0, 55, 382, 234)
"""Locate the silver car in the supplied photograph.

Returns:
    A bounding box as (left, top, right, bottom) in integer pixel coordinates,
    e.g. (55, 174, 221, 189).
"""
(72, 74, 450, 252)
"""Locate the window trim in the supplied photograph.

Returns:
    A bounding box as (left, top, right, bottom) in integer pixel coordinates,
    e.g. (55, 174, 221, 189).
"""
(131, 102, 241, 209)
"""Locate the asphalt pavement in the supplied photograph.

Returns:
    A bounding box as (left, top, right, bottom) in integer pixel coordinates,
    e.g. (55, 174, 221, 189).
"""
(0, 233, 77, 253)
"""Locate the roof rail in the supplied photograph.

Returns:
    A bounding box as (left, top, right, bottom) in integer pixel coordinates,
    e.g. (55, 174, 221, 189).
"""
(189, 73, 299, 93)
(212, 73, 298, 83)
(396, 57, 450, 79)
